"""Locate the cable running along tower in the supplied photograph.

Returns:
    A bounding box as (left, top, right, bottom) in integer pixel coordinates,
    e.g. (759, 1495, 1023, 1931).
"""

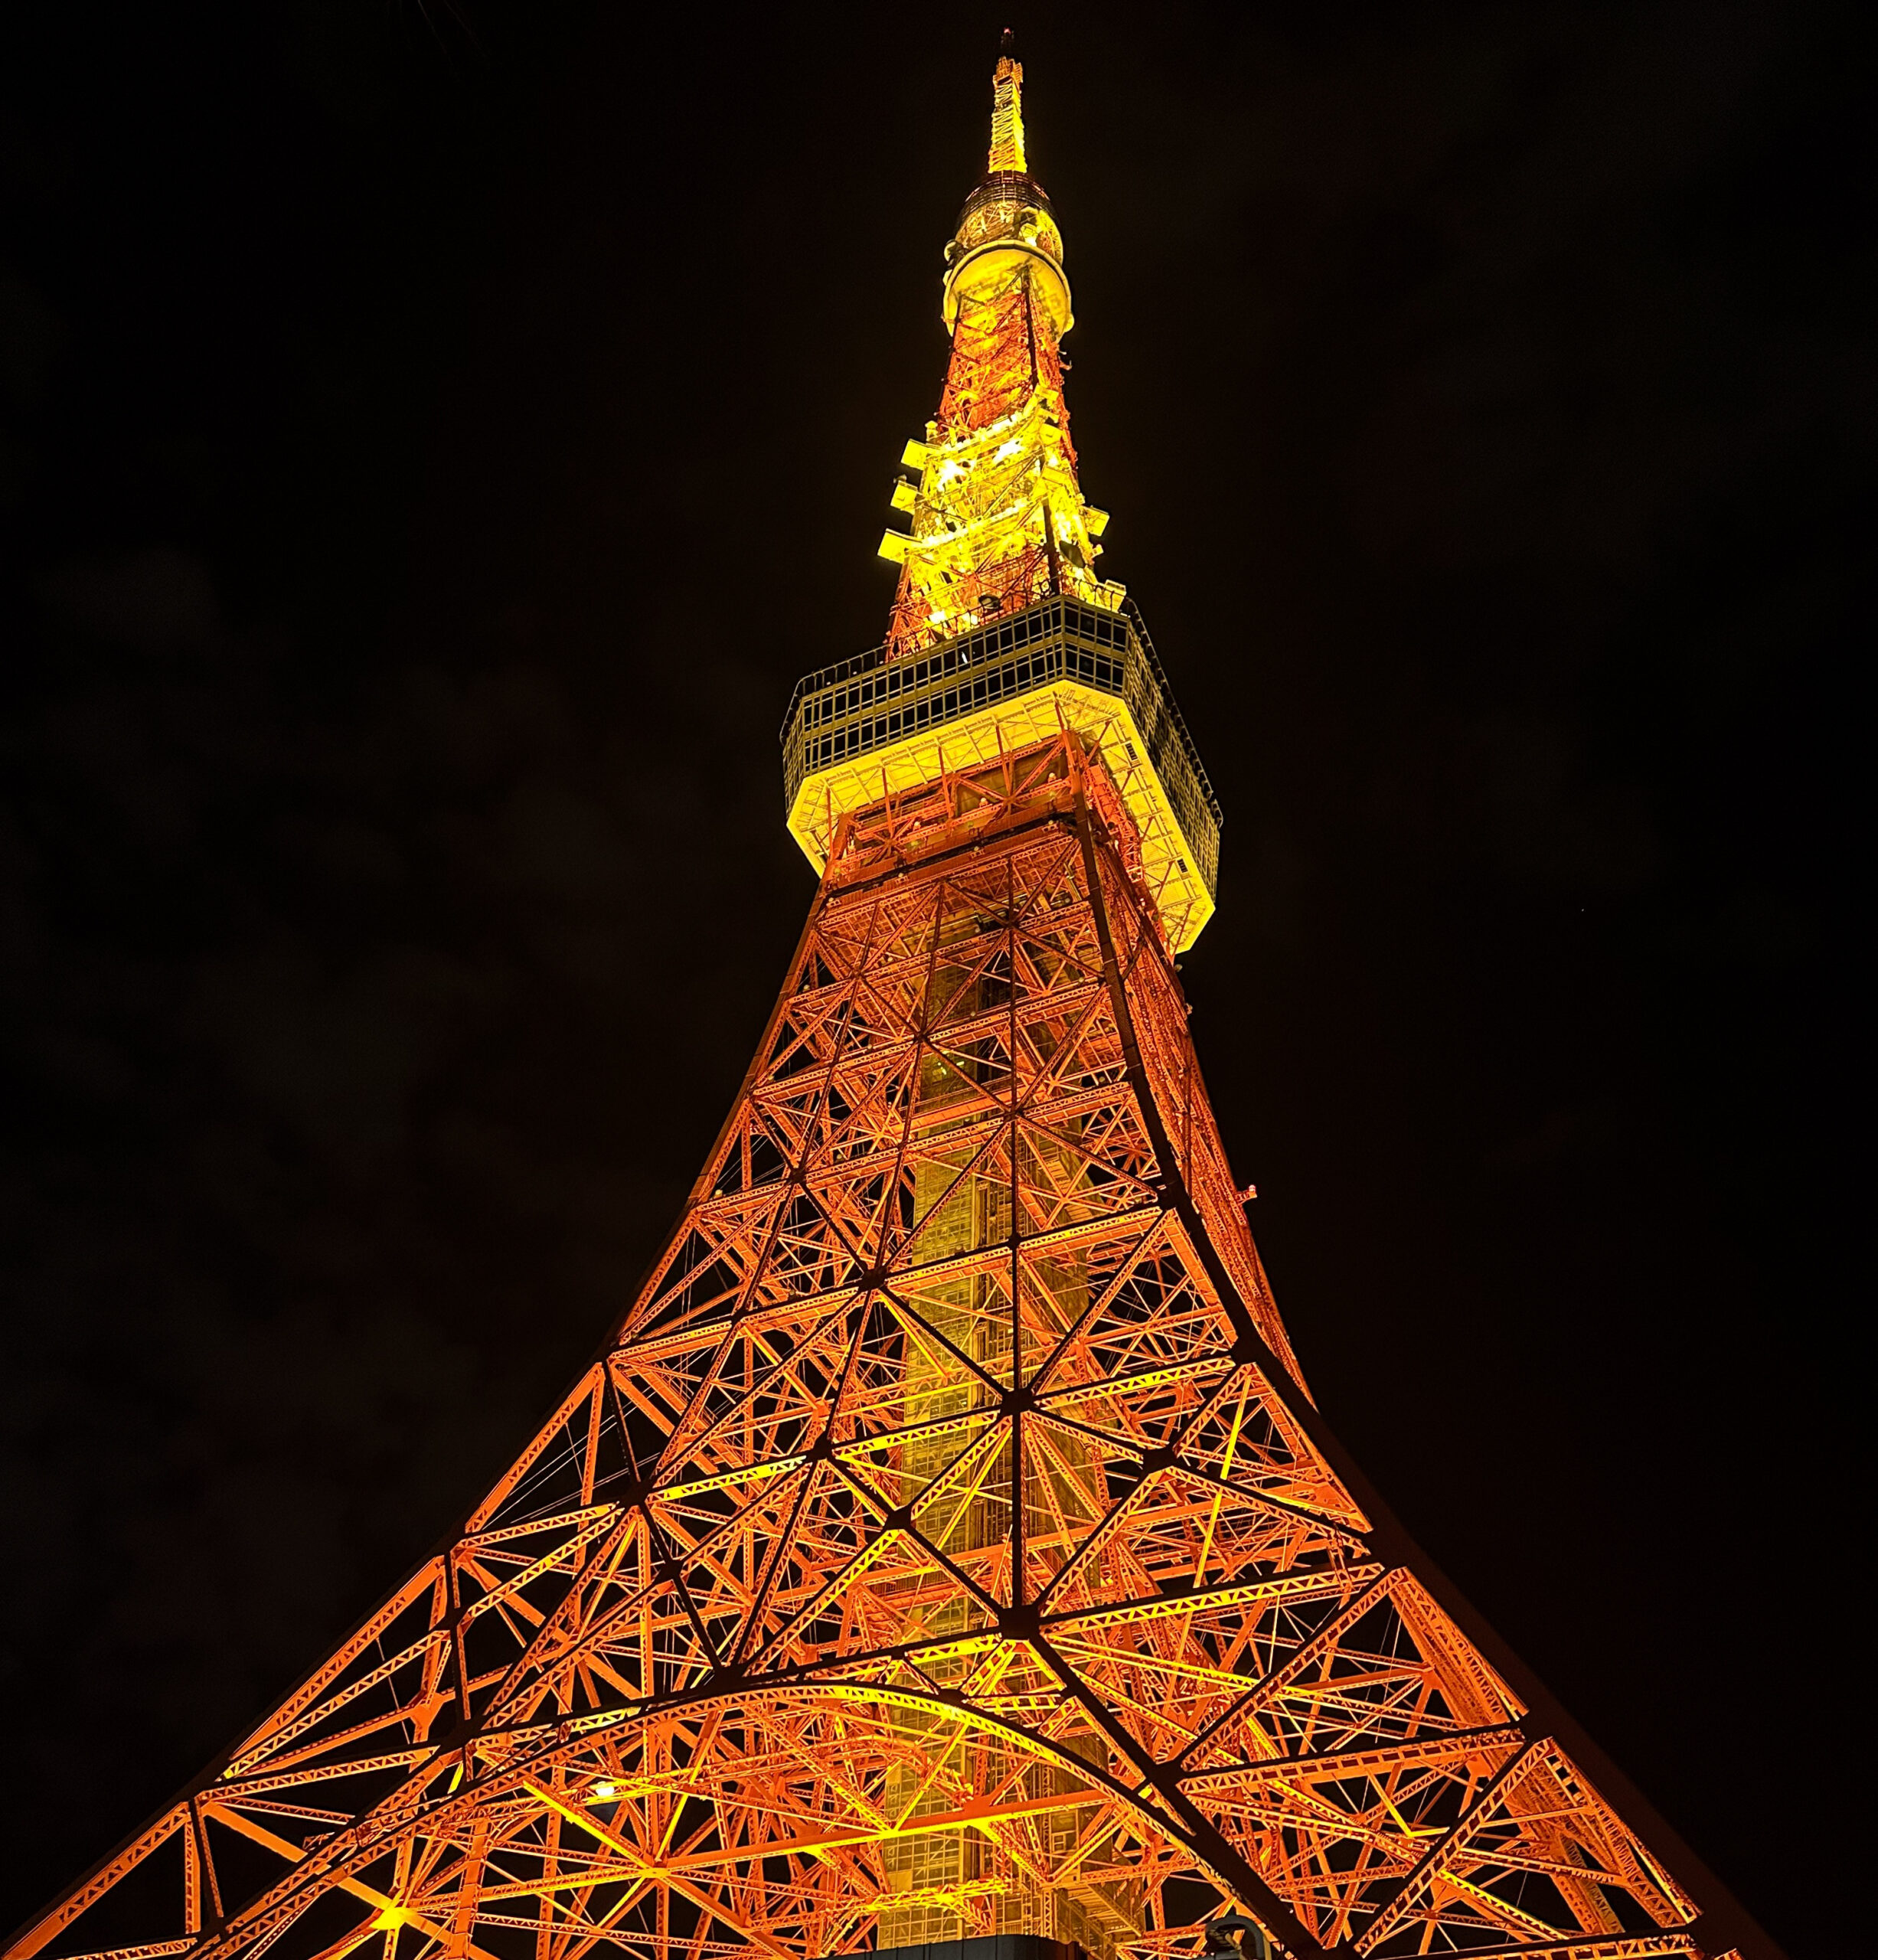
(18, 41, 1774, 1960)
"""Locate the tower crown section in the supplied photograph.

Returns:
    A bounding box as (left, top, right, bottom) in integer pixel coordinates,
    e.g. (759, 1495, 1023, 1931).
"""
(888, 38, 1112, 654)
(942, 48, 1070, 335)
(783, 38, 1223, 953)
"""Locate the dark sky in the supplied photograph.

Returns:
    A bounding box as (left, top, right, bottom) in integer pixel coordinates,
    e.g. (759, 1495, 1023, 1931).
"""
(1, 5, 1865, 1951)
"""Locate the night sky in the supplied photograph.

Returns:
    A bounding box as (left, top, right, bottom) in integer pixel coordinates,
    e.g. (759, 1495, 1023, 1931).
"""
(1, 6, 1865, 1951)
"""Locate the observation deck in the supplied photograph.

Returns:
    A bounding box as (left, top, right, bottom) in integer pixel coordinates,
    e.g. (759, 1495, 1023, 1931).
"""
(781, 594, 1222, 951)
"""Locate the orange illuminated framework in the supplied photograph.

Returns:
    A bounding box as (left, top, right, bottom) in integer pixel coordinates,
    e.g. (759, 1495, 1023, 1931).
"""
(13, 38, 1776, 1960)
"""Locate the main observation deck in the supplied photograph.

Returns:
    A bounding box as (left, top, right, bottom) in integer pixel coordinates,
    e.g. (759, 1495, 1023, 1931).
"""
(781, 594, 1222, 952)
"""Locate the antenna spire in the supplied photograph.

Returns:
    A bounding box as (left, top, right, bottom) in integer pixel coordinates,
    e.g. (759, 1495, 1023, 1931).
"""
(988, 30, 1027, 175)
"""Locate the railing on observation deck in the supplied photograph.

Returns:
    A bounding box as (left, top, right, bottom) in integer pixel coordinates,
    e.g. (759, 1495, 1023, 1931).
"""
(779, 594, 1223, 898)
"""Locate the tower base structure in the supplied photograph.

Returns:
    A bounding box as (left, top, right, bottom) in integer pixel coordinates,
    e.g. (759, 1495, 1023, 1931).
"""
(12, 725, 1764, 1960)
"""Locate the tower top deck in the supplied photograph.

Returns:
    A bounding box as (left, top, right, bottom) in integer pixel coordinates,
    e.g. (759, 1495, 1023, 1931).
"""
(782, 38, 1222, 951)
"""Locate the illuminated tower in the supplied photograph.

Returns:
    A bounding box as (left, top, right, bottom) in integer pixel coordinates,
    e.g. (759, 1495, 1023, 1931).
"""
(14, 40, 1775, 1960)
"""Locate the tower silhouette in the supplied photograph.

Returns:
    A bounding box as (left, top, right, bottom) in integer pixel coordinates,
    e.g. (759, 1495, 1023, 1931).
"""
(14, 42, 1775, 1960)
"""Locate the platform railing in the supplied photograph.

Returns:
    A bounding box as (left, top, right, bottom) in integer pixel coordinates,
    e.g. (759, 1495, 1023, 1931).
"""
(780, 593, 1222, 897)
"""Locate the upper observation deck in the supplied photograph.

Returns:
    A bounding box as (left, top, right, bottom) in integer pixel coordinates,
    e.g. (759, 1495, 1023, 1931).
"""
(780, 593, 1222, 952)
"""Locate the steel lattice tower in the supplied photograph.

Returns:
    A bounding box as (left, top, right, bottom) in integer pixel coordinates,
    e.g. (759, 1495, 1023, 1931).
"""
(14, 40, 1775, 1960)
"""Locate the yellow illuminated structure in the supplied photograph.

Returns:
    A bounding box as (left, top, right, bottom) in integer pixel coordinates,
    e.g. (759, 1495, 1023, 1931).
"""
(883, 44, 1111, 645)
(785, 41, 1222, 952)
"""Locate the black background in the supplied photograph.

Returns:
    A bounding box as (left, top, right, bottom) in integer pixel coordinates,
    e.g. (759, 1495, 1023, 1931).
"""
(1, 5, 1866, 1952)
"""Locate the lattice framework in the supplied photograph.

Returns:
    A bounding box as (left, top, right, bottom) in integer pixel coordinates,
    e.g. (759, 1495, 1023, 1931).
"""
(13, 735, 1747, 1960)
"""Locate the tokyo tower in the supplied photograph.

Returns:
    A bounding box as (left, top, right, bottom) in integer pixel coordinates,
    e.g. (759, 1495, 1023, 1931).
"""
(14, 38, 1776, 1960)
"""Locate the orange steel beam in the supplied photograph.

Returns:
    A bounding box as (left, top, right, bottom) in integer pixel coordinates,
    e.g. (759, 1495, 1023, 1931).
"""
(201, 1805, 506, 1960)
